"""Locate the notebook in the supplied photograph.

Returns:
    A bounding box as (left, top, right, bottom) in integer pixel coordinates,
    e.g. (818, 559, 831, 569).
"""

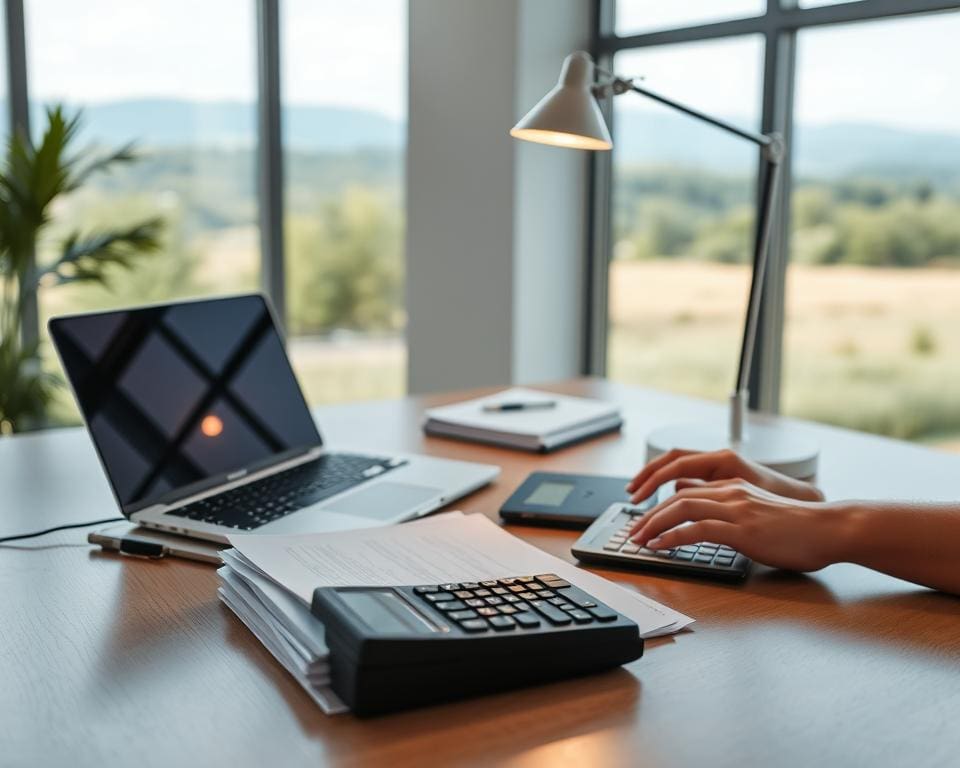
(423, 387, 623, 452)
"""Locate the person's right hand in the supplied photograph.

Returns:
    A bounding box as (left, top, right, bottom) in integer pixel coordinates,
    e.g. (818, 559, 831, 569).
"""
(626, 449, 824, 505)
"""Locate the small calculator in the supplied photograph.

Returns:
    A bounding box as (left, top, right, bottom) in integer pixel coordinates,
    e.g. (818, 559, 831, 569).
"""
(311, 574, 643, 716)
(572, 503, 751, 581)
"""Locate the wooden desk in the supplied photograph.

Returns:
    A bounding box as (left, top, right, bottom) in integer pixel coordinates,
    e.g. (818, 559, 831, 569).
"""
(2, 378, 959, 768)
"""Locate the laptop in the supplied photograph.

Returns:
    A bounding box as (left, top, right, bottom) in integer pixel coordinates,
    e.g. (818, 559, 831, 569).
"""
(49, 294, 500, 543)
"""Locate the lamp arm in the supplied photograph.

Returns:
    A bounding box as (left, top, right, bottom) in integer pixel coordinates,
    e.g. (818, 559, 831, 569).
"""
(595, 70, 786, 443)
(595, 75, 776, 155)
(730, 147, 783, 443)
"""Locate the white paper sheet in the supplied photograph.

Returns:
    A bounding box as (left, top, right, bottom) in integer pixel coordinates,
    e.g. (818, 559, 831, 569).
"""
(228, 512, 693, 638)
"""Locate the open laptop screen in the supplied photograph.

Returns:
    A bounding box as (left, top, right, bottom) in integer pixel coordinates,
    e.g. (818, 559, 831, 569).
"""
(49, 294, 322, 514)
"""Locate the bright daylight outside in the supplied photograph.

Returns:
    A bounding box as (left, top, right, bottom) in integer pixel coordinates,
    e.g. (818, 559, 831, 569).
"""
(26, 0, 407, 426)
(608, 9, 960, 452)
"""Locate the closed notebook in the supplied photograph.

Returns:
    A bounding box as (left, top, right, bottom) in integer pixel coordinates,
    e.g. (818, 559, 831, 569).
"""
(423, 387, 622, 452)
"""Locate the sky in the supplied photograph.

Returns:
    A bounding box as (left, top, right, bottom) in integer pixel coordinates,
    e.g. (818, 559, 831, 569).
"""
(17, 1, 959, 134)
(22, 0, 407, 120)
(614, 7, 960, 135)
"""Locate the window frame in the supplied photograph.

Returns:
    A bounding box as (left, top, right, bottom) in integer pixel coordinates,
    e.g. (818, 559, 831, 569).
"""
(588, 0, 960, 411)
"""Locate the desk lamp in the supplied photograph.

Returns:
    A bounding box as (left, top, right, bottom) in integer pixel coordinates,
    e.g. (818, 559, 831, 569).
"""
(511, 51, 818, 478)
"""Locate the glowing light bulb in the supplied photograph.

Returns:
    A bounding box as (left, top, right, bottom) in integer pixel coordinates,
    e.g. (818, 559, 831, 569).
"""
(200, 414, 223, 437)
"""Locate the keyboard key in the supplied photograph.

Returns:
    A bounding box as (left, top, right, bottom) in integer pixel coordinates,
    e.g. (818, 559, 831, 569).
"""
(621, 543, 640, 554)
(508, 585, 527, 593)
(513, 612, 541, 628)
(548, 597, 569, 606)
(480, 580, 498, 587)
(536, 590, 554, 599)
(539, 576, 570, 589)
(503, 595, 522, 603)
(568, 609, 593, 623)
(497, 605, 517, 615)
(679, 545, 699, 554)
(715, 556, 735, 566)
(674, 550, 695, 561)
(474, 589, 492, 597)
(459, 582, 480, 590)
(453, 590, 473, 599)
(489, 616, 516, 631)
(414, 585, 439, 594)
(465, 599, 486, 608)
(491, 587, 509, 595)
(603, 542, 622, 551)
(440, 583, 459, 592)
(695, 553, 714, 563)
(516, 576, 536, 583)
(484, 596, 504, 605)
(529, 600, 572, 625)
(434, 600, 466, 611)
(460, 619, 489, 633)
(477, 607, 499, 617)
(449, 610, 478, 621)
(425, 592, 454, 603)
(517, 592, 538, 601)
(587, 605, 618, 622)
(498, 578, 518, 586)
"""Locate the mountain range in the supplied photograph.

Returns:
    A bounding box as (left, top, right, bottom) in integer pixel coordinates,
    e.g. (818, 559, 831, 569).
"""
(36, 98, 960, 182)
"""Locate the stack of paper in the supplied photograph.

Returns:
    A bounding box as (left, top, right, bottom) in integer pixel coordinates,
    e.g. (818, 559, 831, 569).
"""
(423, 387, 623, 451)
(217, 512, 693, 714)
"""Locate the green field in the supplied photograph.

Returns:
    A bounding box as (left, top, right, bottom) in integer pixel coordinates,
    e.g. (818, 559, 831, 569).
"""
(608, 260, 960, 451)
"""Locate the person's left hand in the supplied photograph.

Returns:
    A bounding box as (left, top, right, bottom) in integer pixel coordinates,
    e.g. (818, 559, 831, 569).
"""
(627, 479, 846, 572)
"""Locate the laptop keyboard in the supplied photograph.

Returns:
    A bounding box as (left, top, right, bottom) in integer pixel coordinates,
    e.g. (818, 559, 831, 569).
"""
(167, 453, 406, 530)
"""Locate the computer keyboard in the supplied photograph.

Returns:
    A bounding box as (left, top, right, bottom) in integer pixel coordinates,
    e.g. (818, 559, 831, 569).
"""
(572, 503, 751, 581)
(168, 452, 405, 530)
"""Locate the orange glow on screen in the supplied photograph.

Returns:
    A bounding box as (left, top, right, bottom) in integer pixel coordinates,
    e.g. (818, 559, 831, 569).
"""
(200, 415, 223, 437)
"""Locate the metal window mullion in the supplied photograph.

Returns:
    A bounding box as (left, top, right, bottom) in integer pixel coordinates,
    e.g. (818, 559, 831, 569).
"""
(749, 22, 796, 414)
(585, 0, 615, 376)
(4, 0, 38, 348)
(256, 0, 286, 333)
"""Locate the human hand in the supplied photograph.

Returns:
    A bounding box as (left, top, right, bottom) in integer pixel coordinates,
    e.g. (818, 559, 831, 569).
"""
(627, 479, 847, 572)
(626, 449, 823, 505)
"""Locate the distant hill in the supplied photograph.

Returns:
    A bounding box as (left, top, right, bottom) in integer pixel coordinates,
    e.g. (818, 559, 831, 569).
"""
(28, 98, 960, 183)
(32, 99, 404, 152)
(614, 110, 960, 182)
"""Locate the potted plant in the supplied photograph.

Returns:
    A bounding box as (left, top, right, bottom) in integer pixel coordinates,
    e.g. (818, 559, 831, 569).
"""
(0, 106, 163, 433)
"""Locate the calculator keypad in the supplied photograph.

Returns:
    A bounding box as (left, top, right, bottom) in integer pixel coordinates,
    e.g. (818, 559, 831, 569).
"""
(595, 506, 748, 574)
(412, 574, 617, 634)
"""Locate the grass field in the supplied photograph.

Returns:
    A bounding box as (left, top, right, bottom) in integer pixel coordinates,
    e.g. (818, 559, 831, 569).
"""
(608, 260, 960, 451)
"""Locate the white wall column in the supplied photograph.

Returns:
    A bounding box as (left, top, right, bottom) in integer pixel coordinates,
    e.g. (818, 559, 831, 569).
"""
(406, 0, 592, 394)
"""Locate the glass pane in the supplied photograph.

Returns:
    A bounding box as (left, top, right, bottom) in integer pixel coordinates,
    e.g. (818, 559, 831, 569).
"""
(616, 0, 764, 36)
(607, 36, 764, 402)
(785, 12, 960, 451)
(25, 0, 259, 425)
(281, 0, 407, 405)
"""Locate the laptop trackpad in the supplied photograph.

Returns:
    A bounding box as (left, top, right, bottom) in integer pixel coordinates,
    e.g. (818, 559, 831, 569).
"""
(324, 482, 442, 520)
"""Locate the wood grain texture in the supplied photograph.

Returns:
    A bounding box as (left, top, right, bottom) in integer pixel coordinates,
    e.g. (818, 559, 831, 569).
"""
(2, 378, 959, 768)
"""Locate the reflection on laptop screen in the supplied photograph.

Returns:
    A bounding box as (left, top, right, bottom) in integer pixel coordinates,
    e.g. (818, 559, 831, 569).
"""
(50, 295, 321, 512)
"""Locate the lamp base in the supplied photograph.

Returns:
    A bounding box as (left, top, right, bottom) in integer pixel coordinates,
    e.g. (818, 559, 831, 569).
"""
(645, 421, 819, 480)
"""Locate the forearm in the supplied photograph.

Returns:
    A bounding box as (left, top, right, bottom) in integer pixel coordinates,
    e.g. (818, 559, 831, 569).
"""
(827, 502, 960, 595)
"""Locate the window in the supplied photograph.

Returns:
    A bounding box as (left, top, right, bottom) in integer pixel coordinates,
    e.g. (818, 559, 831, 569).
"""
(783, 11, 960, 449)
(25, 0, 259, 422)
(281, 0, 407, 405)
(616, 0, 764, 36)
(601, 0, 960, 452)
(607, 36, 763, 402)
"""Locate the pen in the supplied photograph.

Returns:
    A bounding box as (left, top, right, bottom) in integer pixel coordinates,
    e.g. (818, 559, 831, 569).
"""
(482, 400, 558, 412)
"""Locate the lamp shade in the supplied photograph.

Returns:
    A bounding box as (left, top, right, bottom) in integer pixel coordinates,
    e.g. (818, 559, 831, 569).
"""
(510, 51, 613, 151)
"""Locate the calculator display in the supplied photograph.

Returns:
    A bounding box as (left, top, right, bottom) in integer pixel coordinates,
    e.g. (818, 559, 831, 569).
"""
(336, 589, 441, 635)
(524, 481, 575, 507)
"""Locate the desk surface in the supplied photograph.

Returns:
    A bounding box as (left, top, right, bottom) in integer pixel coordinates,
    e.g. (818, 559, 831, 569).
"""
(2, 378, 959, 768)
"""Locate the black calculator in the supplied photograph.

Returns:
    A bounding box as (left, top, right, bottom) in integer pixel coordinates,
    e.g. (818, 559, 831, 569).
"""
(311, 574, 643, 716)
(572, 503, 752, 581)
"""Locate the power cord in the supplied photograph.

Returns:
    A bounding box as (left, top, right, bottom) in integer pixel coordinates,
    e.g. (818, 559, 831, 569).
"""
(0, 517, 125, 544)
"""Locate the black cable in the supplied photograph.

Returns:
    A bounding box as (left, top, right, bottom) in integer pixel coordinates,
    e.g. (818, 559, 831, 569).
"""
(0, 517, 125, 544)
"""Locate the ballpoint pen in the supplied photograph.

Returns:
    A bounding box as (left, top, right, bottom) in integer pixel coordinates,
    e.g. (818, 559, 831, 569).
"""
(482, 400, 558, 412)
